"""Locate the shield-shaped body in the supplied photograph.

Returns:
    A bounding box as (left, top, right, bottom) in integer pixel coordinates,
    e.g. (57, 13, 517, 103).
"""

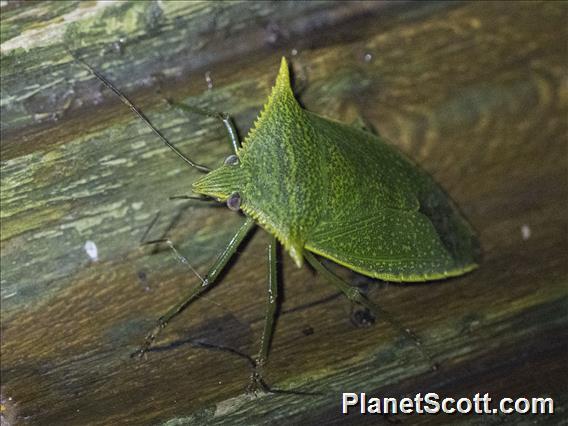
(193, 58, 479, 282)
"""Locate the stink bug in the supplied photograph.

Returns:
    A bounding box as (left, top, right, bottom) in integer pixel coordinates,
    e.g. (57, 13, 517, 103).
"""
(74, 55, 479, 390)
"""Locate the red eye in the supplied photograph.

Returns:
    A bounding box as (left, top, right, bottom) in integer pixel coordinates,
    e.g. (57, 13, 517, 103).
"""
(224, 155, 239, 166)
(226, 192, 241, 211)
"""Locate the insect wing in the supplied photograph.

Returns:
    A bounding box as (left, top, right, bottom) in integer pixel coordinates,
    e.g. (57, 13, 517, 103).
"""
(306, 208, 477, 282)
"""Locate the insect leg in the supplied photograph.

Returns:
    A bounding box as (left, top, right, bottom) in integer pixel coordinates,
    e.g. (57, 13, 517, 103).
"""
(168, 195, 215, 201)
(248, 235, 279, 393)
(167, 100, 241, 154)
(141, 238, 206, 283)
(134, 216, 256, 357)
(303, 252, 437, 370)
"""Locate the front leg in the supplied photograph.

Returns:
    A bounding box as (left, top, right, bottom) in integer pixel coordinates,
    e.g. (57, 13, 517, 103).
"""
(133, 217, 256, 357)
(167, 100, 241, 155)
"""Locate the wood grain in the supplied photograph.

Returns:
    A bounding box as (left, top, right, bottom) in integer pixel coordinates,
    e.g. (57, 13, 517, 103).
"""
(1, 1, 566, 425)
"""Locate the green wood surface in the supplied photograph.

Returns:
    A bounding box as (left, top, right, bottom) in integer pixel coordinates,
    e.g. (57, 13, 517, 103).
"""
(1, 1, 566, 425)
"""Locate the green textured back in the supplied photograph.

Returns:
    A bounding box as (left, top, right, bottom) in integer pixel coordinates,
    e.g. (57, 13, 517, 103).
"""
(193, 58, 479, 280)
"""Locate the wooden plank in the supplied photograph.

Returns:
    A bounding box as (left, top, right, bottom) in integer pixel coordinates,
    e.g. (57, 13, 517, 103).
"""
(1, 1, 566, 424)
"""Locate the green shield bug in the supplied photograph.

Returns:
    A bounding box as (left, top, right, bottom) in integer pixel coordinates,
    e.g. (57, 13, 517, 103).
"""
(74, 55, 479, 391)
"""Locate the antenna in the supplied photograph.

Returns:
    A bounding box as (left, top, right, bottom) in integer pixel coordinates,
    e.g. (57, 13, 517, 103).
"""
(69, 50, 210, 173)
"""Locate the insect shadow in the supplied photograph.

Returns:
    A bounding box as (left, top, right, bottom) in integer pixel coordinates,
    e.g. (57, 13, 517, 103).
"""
(140, 310, 320, 396)
(71, 51, 479, 393)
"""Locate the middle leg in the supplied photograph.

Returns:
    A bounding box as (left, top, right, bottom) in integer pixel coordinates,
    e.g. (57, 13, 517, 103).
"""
(247, 235, 279, 393)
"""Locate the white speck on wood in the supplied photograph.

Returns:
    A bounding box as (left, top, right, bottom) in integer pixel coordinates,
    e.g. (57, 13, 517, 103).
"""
(84, 240, 99, 261)
(521, 224, 531, 241)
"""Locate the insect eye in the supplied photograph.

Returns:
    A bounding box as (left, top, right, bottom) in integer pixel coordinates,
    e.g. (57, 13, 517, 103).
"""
(226, 192, 241, 211)
(224, 155, 239, 166)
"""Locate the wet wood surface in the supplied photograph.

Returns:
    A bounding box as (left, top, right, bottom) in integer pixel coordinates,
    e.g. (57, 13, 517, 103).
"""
(1, 1, 567, 425)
